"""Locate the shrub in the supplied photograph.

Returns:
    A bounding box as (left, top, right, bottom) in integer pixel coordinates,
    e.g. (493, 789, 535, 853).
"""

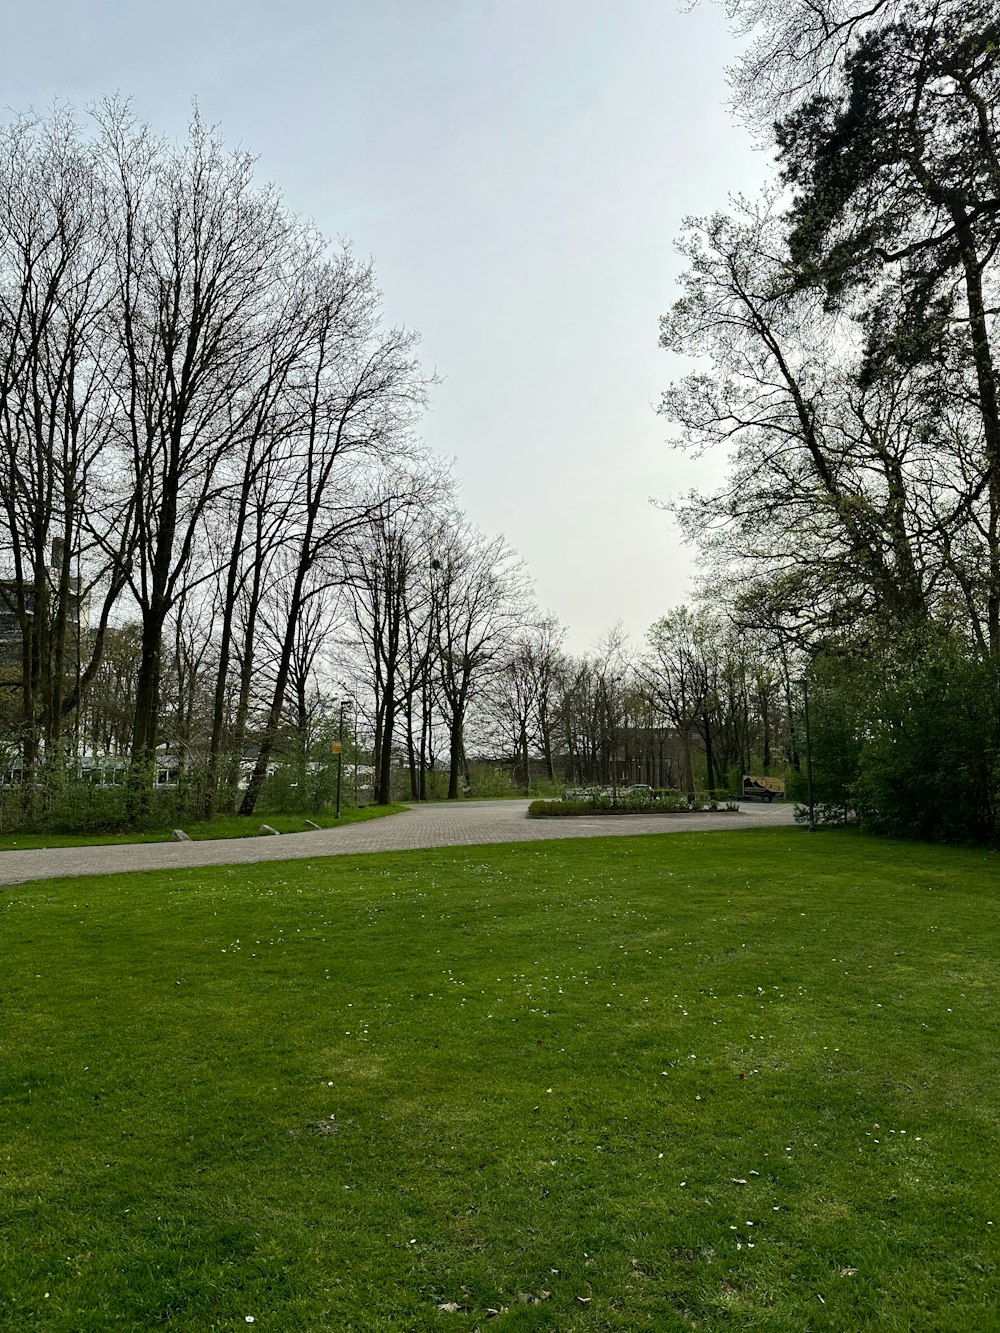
(851, 634, 1000, 843)
(47, 781, 130, 834)
(792, 629, 1000, 844)
(261, 744, 354, 814)
(0, 768, 211, 835)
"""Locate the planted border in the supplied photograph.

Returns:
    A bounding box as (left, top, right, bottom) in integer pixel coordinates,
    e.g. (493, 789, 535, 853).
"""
(528, 797, 739, 817)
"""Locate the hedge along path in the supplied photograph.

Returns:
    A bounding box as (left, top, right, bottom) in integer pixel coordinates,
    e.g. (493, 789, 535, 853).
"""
(0, 798, 795, 885)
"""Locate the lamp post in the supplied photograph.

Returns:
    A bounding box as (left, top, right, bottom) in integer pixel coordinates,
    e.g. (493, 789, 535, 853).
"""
(335, 698, 351, 819)
(793, 677, 816, 833)
(353, 697, 359, 806)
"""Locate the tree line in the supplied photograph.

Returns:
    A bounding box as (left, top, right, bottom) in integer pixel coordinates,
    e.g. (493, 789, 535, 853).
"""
(0, 102, 799, 829)
(0, 101, 432, 821)
(7, 22, 995, 846)
(658, 0, 1000, 841)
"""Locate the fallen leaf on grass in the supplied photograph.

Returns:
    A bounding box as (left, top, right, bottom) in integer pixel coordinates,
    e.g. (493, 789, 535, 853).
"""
(731, 1178, 747, 1185)
(840, 1266, 858, 1277)
(438, 1302, 463, 1313)
(576, 1295, 592, 1305)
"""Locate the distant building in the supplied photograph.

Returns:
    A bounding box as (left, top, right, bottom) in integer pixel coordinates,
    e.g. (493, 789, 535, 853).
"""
(0, 539, 89, 656)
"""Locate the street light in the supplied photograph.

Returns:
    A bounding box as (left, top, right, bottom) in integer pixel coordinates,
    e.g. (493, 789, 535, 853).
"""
(335, 698, 352, 819)
(792, 677, 816, 833)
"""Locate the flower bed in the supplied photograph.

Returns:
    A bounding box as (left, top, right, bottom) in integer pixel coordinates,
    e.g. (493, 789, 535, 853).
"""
(528, 797, 739, 818)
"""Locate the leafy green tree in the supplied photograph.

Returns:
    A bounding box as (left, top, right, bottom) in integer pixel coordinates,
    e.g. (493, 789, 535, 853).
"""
(763, 0, 1000, 648)
(851, 631, 1000, 843)
(794, 631, 1000, 841)
(787, 653, 866, 822)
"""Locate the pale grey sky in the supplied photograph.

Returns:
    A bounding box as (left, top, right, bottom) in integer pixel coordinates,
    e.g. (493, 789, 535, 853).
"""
(6, 0, 772, 652)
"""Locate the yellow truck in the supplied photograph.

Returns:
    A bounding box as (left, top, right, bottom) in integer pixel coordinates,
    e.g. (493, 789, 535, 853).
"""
(741, 774, 785, 803)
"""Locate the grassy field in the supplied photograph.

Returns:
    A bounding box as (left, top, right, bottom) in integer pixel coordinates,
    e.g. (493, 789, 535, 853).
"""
(0, 803, 404, 851)
(2, 828, 999, 1331)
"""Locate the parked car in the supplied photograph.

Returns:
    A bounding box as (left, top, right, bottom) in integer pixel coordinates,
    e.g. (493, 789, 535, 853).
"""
(741, 774, 785, 803)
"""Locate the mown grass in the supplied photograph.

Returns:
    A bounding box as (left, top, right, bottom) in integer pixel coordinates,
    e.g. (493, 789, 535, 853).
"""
(2, 828, 999, 1331)
(0, 803, 404, 851)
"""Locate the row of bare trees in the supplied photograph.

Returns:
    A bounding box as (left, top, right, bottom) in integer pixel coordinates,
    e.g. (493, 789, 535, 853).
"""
(0, 102, 806, 823)
(478, 614, 790, 796)
(0, 103, 438, 818)
(55, 496, 539, 809)
(342, 502, 533, 802)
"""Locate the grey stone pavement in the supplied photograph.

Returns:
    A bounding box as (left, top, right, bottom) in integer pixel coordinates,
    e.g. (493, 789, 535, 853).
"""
(0, 799, 797, 885)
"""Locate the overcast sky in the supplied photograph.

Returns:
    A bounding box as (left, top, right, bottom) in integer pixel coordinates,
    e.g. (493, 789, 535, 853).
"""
(6, 0, 773, 653)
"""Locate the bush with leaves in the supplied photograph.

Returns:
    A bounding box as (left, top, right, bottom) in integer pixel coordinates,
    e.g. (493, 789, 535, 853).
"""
(787, 653, 867, 825)
(795, 630, 1000, 843)
(851, 633, 1000, 844)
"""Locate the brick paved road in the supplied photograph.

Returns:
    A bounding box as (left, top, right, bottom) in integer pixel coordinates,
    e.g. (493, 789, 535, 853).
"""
(0, 799, 797, 885)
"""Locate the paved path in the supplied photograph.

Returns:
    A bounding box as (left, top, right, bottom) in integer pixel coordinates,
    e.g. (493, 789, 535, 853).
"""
(0, 799, 797, 885)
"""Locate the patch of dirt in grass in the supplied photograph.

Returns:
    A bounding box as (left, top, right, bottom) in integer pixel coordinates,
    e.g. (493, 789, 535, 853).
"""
(306, 1116, 342, 1136)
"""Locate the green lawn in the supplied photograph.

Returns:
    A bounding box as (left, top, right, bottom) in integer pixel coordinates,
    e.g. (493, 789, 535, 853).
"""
(2, 828, 999, 1331)
(0, 803, 404, 850)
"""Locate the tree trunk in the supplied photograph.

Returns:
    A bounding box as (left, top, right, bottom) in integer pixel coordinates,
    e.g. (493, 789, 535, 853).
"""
(377, 685, 396, 805)
(205, 548, 245, 818)
(703, 714, 715, 790)
(405, 697, 419, 800)
(957, 223, 1000, 655)
(680, 727, 695, 797)
(239, 543, 312, 817)
(447, 715, 463, 800)
(418, 682, 431, 800)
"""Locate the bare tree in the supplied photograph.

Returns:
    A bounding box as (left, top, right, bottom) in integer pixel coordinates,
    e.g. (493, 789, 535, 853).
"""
(432, 520, 531, 800)
(95, 103, 305, 813)
(656, 201, 996, 650)
(343, 467, 448, 804)
(238, 259, 426, 815)
(485, 616, 566, 791)
(202, 265, 320, 816)
(0, 110, 135, 806)
(721, 0, 1000, 650)
(638, 610, 715, 797)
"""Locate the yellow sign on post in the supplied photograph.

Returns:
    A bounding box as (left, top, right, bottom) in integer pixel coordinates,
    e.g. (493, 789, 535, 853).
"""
(330, 741, 343, 754)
